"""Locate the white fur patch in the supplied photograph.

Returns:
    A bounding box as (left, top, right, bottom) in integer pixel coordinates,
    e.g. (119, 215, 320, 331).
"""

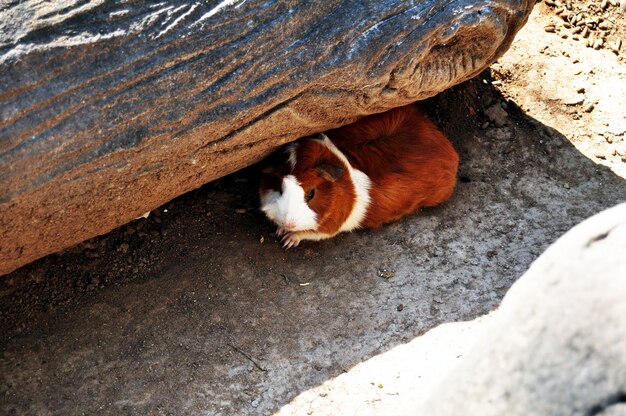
(315, 134, 372, 232)
(285, 143, 298, 171)
(261, 175, 318, 231)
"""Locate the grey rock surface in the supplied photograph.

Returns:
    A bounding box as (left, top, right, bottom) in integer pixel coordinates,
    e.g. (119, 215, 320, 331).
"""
(0, 0, 534, 275)
(277, 205, 626, 416)
(418, 203, 626, 416)
(1, 76, 625, 415)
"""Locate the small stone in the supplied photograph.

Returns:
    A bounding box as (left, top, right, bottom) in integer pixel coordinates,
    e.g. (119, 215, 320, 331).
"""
(583, 102, 596, 112)
(593, 38, 603, 50)
(484, 104, 509, 127)
(397, 304, 404, 312)
(610, 39, 622, 54)
(595, 153, 606, 160)
(562, 94, 584, 105)
(544, 25, 556, 33)
(378, 269, 396, 279)
(582, 27, 589, 38)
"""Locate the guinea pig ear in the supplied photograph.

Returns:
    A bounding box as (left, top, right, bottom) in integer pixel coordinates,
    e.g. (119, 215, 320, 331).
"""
(316, 163, 344, 182)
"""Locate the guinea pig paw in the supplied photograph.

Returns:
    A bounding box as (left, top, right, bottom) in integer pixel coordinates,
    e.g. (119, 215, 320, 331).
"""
(281, 232, 301, 249)
(276, 227, 287, 238)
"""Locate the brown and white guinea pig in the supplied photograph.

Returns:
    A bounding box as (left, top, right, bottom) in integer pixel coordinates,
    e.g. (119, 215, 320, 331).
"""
(260, 104, 459, 248)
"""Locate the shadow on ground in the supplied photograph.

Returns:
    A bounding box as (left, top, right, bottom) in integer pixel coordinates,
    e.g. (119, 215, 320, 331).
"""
(1, 76, 625, 415)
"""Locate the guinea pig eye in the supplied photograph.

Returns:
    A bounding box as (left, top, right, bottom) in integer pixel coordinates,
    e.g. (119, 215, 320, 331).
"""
(306, 189, 316, 202)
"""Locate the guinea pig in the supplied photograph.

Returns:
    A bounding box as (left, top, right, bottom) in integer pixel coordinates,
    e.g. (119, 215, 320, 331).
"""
(260, 104, 459, 248)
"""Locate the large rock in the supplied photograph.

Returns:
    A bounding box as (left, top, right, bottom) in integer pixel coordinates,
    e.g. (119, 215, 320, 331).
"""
(418, 203, 626, 415)
(0, 0, 534, 275)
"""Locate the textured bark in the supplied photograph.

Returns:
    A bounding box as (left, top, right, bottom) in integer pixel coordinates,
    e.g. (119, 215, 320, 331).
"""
(0, 0, 534, 275)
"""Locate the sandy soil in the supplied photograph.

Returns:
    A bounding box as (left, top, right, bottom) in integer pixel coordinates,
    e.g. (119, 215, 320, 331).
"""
(1, 3, 625, 415)
(494, 0, 626, 178)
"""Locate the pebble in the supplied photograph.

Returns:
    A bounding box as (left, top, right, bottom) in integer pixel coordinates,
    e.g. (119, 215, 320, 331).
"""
(562, 94, 585, 105)
(582, 27, 589, 38)
(593, 38, 604, 49)
(610, 39, 622, 54)
(485, 104, 509, 127)
(583, 102, 596, 113)
(544, 25, 556, 33)
(378, 269, 395, 279)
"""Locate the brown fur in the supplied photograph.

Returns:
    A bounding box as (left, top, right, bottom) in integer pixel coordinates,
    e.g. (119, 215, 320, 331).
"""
(291, 140, 355, 235)
(260, 104, 459, 236)
(326, 104, 459, 228)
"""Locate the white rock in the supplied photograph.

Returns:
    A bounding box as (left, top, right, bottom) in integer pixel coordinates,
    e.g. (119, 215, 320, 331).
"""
(418, 203, 626, 416)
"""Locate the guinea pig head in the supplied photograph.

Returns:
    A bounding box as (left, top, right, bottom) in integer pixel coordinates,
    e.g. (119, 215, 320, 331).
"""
(260, 139, 351, 234)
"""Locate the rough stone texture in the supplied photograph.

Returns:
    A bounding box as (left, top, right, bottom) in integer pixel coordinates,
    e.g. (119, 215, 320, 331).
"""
(0, 0, 534, 275)
(277, 205, 626, 416)
(418, 203, 626, 416)
(1, 74, 625, 415)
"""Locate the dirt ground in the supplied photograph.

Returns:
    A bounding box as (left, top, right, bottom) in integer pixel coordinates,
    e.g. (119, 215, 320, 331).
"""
(1, 2, 625, 415)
